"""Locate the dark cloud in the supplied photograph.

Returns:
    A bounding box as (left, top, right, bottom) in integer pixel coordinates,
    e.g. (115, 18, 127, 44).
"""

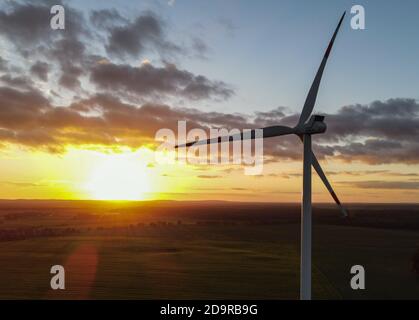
(0, 1, 88, 47)
(0, 88, 246, 152)
(332, 139, 418, 164)
(319, 98, 419, 164)
(177, 108, 247, 129)
(50, 38, 86, 64)
(0, 90, 206, 151)
(30, 61, 50, 81)
(322, 98, 419, 142)
(0, 1, 92, 94)
(0, 3, 230, 102)
(0, 2, 51, 46)
(90, 62, 234, 101)
(254, 107, 288, 127)
(0, 74, 33, 90)
(104, 12, 181, 59)
(59, 64, 83, 89)
(90, 8, 128, 30)
(246, 98, 419, 164)
(189, 98, 419, 165)
(0, 86, 417, 168)
(0, 57, 8, 71)
(47, 37, 87, 90)
(0, 86, 50, 129)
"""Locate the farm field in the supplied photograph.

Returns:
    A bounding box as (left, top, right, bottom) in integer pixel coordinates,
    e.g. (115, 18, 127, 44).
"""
(0, 201, 418, 299)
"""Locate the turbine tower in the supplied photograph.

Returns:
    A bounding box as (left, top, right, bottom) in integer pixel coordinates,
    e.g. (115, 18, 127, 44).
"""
(176, 12, 347, 300)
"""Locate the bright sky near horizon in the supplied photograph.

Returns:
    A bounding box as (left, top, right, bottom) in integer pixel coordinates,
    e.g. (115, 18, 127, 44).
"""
(0, 0, 418, 202)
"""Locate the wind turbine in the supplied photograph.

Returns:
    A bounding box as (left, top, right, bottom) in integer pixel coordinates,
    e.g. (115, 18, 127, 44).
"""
(176, 12, 347, 300)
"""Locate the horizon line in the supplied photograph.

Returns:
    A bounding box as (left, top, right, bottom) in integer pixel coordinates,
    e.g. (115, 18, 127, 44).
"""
(0, 199, 418, 205)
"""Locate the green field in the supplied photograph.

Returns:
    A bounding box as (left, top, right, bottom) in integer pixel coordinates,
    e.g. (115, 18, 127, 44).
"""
(0, 201, 418, 299)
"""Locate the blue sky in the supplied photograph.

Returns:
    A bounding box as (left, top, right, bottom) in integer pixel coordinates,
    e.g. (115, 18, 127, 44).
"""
(69, 0, 419, 116)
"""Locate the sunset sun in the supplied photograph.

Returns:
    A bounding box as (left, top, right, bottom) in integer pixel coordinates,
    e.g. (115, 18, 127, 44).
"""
(85, 153, 150, 200)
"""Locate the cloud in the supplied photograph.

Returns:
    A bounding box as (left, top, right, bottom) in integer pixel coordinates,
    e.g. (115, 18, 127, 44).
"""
(325, 170, 388, 176)
(386, 172, 419, 177)
(319, 98, 419, 164)
(104, 12, 181, 59)
(0, 87, 50, 126)
(247, 99, 419, 164)
(0, 2, 92, 93)
(0, 81, 417, 167)
(59, 64, 83, 90)
(191, 37, 210, 59)
(90, 61, 234, 101)
(0, 2, 52, 46)
(0, 90, 230, 151)
(0, 74, 33, 90)
(254, 107, 289, 127)
(0, 57, 8, 71)
(89, 8, 128, 30)
(0, 1, 88, 49)
(30, 61, 50, 81)
(0, 3, 230, 101)
(340, 181, 419, 190)
(322, 98, 419, 142)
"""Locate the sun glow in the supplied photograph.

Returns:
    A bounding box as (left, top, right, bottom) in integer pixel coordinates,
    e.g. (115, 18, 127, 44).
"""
(85, 152, 151, 200)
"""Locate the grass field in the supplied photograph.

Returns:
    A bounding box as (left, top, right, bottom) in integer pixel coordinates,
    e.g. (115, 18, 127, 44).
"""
(0, 201, 418, 299)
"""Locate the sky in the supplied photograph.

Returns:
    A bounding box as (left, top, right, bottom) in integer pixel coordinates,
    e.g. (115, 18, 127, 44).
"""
(0, 0, 418, 203)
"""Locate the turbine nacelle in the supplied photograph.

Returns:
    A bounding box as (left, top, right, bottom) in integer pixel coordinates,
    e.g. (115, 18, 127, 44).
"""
(296, 115, 327, 135)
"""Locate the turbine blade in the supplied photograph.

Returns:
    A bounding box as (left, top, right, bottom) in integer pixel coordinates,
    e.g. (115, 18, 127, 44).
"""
(297, 12, 346, 127)
(175, 125, 295, 148)
(311, 152, 349, 217)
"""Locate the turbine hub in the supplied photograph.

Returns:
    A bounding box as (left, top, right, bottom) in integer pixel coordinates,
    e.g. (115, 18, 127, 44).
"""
(297, 115, 327, 135)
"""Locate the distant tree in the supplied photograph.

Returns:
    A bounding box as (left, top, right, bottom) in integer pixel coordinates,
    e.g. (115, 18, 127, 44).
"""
(412, 248, 419, 277)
